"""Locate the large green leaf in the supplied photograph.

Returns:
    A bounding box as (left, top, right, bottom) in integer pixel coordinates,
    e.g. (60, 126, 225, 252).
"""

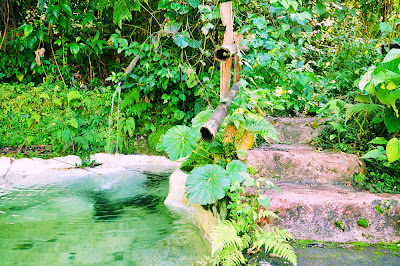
(188, 0, 200, 8)
(226, 160, 247, 183)
(258, 195, 271, 209)
(191, 110, 212, 138)
(387, 138, 400, 163)
(314, 3, 326, 15)
(163, 125, 195, 161)
(24, 24, 33, 37)
(361, 146, 386, 161)
(186, 164, 230, 205)
(383, 49, 400, 63)
(384, 107, 400, 133)
(173, 32, 191, 48)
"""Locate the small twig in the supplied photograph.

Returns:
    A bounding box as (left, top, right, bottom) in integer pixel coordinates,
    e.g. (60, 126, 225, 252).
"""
(192, 151, 213, 162)
(0, 0, 10, 50)
(50, 41, 66, 85)
(195, 143, 212, 155)
(51, 158, 102, 175)
(2, 158, 14, 179)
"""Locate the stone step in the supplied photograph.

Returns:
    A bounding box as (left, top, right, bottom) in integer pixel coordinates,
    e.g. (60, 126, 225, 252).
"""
(261, 181, 400, 243)
(247, 144, 365, 185)
(266, 117, 324, 145)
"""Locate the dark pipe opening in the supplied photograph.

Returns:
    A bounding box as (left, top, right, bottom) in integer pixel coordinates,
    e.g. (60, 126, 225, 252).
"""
(215, 47, 231, 61)
(200, 127, 214, 143)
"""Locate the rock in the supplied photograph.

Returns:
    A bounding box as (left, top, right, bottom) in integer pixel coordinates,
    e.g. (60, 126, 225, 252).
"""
(262, 181, 400, 243)
(337, 243, 354, 249)
(247, 144, 365, 185)
(307, 243, 327, 248)
(266, 117, 325, 144)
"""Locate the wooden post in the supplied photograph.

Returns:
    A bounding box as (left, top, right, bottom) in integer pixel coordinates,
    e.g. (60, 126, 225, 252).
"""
(219, 1, 234, 100)
(233, 34, 243, 84)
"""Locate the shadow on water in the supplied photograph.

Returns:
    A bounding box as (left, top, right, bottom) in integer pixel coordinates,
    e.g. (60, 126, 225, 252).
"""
(142, 171, 171, 188)
(89, 191, 161, 221)
(87, 171, 170, 221)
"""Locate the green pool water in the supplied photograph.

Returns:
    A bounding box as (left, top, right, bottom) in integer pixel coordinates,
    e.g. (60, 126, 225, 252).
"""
(0, 168, 210, 265)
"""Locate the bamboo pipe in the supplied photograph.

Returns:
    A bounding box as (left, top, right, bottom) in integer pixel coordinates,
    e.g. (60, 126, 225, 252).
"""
(214, 44, 237, 62)
(200, 81, 241, 142)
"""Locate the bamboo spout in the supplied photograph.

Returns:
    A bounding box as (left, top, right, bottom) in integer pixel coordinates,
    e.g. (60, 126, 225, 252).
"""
(214, 44, 237, 62)
(201, 82, 241, 142)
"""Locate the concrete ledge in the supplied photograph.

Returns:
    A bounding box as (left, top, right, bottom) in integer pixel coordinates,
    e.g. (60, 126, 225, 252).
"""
(164, 169, 220, 241)
(0, 154, 180, 191)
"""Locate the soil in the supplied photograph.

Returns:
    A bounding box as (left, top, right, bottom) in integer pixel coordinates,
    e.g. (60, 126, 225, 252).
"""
(0, 145, 53, 157)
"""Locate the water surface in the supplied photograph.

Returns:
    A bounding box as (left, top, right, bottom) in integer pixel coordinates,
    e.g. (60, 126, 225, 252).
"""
(0, 168, 210, 265)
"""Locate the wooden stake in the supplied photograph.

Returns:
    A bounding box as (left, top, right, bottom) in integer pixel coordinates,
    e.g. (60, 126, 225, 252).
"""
(219, 1, 234, 100)
(233, 34, 244, 84)
(220, 57, 232, 99)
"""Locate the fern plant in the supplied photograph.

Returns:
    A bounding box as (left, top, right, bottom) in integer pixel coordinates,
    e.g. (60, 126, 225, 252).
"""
(210, 174, 298, 266)
(212, 220, 298, 266)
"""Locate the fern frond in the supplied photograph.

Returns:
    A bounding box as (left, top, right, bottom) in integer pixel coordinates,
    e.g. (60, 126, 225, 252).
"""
(344, 103, 383, 122)
(219, 246, 245, 266)
(253, 227, 297, 266)
(265, 225, 294, 240)
(259, 209, 281, 221)
(241, 233, 252, 249)
(211, 220, 243, 256)
(245, 116, 278, 141)
(320, 99, 346, 120)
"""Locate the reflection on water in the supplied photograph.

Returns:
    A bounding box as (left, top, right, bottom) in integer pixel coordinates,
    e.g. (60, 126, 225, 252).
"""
(0, 168, 210, 265)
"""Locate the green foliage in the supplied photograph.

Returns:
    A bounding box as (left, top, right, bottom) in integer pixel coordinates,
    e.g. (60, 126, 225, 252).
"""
(186, 164, 230, 205)
(211, 220, 244, 257)
(357, 218, 369, 228)
(162, 125, 196, 161)
(211, 175, 297, 266)
(0, 82, 111, 157)
(376, 200, 392, 214)
(334, 221, 345, 231)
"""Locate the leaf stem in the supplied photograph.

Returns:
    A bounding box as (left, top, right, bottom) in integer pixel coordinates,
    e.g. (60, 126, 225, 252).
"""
(195, 143, 211, 155)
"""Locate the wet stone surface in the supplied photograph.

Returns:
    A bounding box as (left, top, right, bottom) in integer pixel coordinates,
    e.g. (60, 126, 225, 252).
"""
(254, 244, 400, 266)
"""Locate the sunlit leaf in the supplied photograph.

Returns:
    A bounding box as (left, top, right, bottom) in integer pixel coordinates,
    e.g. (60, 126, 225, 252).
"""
(163, 125, 195, 161)
(61, 4, 73, 18)
(361, 146, 386, 161)
(258, 195, 271, 209)
(186, 164, 230, 205)
(236, 149, 248, 160)
(24, 24, 33, 37)
(382, 49, 400, 63)
(387, 138, 400, 163)
(243, 175, 255, 187)
(368, 137, 388, 145)
(226, 160, 247, 183)
(188, 0, 200, 8)
(235, 130, 255, 151)
(174, 33, 190, 48)
(223, 123, 237, 144)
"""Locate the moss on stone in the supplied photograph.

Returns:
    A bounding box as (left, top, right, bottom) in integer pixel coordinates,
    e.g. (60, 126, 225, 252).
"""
(357, 218, 369, 228)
